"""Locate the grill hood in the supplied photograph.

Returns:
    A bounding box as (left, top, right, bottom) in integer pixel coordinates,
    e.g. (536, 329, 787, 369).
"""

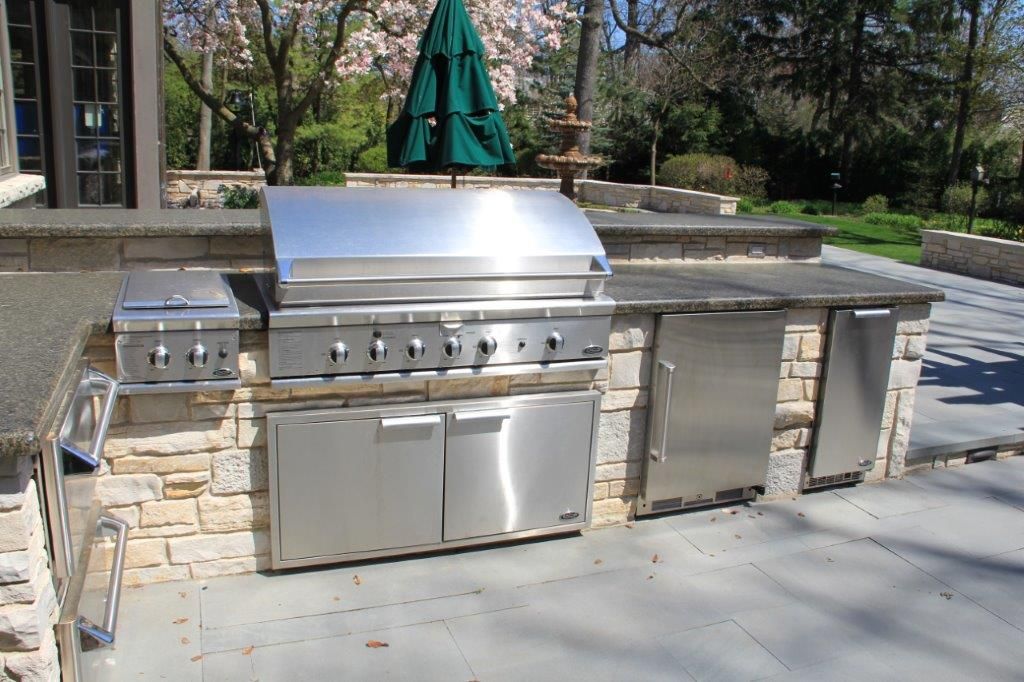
(261, 187, 612, 307)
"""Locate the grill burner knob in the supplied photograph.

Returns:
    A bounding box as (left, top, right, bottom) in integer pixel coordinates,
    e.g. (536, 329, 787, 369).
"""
(328, 342, 349, 365)
(186, 344, 209, 368)
(367, 339, 388, 363)
(406, 338, 426, 361)
(478, 336, 498, 357)
(148, 346, 171, 370)
(442, 337, 462, 359)
(546, 332, 565, 352)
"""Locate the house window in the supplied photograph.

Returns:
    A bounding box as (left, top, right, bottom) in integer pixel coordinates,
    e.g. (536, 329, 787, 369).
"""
(0, 1, 15, 178)
(69, 0, 124, 206)
(7, 1, 47, 203)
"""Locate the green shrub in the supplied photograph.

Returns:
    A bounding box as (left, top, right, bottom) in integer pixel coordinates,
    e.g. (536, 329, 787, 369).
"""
(862, 194, 889, 214)
(800, 204, 821, 215)
(354, 145, 389, 173)
(298, 171, 347, 186)
(863, 212, 923, 231)
(736, 197, 755, 213)
(978, 221, 1023, 242)
(659, 153, 768, 198)
(943, 182, 988, 216)
(767, 200, 801, 214)
(219, 184, 260, 209)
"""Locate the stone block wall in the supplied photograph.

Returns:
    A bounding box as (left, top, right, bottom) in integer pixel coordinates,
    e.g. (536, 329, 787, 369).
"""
(603, 235, 821, 263)
(920, 230, 1024, 286)
(0, 236, 272, 273)
(0, 458, 60, 681)
(165, 170, 266, 209)
(83, 305, 929, 586)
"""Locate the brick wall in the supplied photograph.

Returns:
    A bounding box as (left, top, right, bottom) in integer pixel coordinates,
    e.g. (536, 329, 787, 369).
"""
(921, 230, 1024, 286)
(82, 304, 929, 585)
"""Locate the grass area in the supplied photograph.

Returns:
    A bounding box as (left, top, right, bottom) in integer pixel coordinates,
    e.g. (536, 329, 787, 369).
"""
(777, 214, 923, 264)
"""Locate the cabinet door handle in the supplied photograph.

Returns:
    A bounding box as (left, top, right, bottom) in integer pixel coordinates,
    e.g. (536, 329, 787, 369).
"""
(452, 410, 512, 425)
(853, 309, 891, 319)
(379, 415, 441, 430)
(649, 360, 676, 463)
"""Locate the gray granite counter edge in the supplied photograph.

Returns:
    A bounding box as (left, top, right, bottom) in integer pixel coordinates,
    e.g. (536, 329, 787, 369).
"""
(0, 209, 836, 239)
(614, 290, 944, 314)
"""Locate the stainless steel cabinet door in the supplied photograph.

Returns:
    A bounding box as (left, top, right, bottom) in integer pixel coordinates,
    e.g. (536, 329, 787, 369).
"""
(639, 310, 786, 514)
(274, 415, 444, 561)
(809, 308, 898, 478)
(443, 400, 597, 541)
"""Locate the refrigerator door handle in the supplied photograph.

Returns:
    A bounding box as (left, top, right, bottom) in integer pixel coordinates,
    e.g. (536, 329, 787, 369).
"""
(76, 514, 129, 646)
(649, 360, 676, 463)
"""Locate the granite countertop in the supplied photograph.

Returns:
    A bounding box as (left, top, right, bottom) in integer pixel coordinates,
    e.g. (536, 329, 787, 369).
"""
(0, 272, 126, 457)
(0, 207, 834, 239)
(607, 262, 944, 314)
(0, 264, 942, 457)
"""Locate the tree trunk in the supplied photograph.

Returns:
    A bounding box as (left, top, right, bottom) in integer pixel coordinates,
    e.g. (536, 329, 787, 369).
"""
(946, 0, 980, 188)
(650, 118, 660, 186)
(573, 0, 604, 160)
(624, 0, 640, 69)
(196, 47, 214, 171)
(839, 7, 867, 184)
(271, 121, 296, 186)
(1019, 135, 1024, 190)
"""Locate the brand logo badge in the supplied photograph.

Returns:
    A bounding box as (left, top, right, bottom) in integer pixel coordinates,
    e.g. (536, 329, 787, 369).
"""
(212, 368, 235, 377)
(582, 345, 604, 355)
(559, 511, 580, 521)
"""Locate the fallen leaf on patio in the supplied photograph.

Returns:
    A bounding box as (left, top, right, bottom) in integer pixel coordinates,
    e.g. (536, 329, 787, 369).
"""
(366, 640, 390, 648)
(940, 592, 953, 600)
(242, 646, 255, 655)
(651, 554, 660, 563)
(797, 512, 806, 518)
(473, 588, 485, 594)
(332, 596, 341, 602)
(180, 637, 190, 645)
(734, 534, 742, 540)
(709, 553, 715, 557)
(625, 523, 635, 529)
(726, 509, 737, 515)
(353, 575, 362, 586)
(709, 516, 716, 522)
(748, 515, 755, 518)
(826, 557, 834, 562)
(757, 512, 764, 516)
(173, 617, 189, 624)
(646, 574, 654, 580)
(190, 655, 203, 663)
(179, 591, 188, 598)
(593, 559, 603, 565)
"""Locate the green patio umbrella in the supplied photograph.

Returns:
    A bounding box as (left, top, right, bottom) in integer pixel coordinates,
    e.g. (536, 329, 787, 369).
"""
(386, 0, 516, 186)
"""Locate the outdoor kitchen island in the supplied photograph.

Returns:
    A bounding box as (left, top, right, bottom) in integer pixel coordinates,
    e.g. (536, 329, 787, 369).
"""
(0, 201, 943, 680)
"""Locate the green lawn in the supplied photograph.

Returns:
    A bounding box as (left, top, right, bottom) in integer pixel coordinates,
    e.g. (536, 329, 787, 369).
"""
(748, 213, 923, 264)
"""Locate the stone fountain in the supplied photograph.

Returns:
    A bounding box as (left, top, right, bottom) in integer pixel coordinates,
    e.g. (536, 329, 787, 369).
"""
(536, 95, 603, 201)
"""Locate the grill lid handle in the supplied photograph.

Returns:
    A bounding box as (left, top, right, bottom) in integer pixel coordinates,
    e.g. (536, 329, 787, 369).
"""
(164, 295, 190, 307)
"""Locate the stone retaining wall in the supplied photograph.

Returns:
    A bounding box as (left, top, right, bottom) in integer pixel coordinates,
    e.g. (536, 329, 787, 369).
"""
(920, 230, 1024, 286)
(344, 173, 738, 216)
(79, 304, 929, 586)
(166, 170, 266, 209)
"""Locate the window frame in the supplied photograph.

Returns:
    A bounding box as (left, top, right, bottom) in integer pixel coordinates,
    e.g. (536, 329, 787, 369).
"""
(0, 0, 21, 179)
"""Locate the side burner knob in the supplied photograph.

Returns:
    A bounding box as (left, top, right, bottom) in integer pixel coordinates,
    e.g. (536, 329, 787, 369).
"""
(478, 336, 498, 357)
(186, 344, 209, 368)
(442, 337, 462, 359)
(546, 331, 565, 352)
(367, 339, 388, 363)
(148, 346, 171, 369)
(329, 342, 349, 365)
(406, 338, 426, 361)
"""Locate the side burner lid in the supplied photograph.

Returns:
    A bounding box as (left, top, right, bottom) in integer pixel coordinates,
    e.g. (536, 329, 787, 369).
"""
(120, 271, 230, 309)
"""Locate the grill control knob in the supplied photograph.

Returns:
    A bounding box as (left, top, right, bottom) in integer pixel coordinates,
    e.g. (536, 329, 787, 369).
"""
(478, 336, 498, 357)
(546, 331, 565, 352)
(148, 346, 171, 370)
(328, 342, 349, 365)
(186, 344, 208, 368)
(367, 339, 388, 363)
(442, 337, 462, 359)
(406, 338, 426, 361)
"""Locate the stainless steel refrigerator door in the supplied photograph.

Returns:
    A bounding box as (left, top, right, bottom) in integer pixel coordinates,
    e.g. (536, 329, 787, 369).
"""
(809, 308, 899, 478)
(273, 414, 444, 561)
(639, 311, 786, 515)
(443, 397, 599, 541)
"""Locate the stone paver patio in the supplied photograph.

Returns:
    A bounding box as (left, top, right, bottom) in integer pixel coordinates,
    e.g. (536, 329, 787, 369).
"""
(99, 456, 1024, 681)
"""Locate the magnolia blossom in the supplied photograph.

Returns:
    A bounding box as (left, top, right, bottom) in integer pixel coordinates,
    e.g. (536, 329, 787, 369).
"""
(164, 0, 570, 105)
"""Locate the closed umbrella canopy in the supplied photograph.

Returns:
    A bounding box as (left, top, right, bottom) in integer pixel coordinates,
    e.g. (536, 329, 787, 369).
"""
(386, 0, 516, 172)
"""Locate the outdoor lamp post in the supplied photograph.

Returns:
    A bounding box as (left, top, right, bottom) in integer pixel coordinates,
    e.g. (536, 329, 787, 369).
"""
(225, 90, 251, 170)
(830, 172, 842, 216)
(968, 164, 985, 234)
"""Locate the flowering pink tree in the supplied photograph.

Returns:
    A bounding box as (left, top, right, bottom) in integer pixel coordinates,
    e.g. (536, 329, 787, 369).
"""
(163, 0, 568, 185)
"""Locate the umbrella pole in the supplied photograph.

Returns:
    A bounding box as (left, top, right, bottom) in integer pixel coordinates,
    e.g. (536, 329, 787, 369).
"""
(451, 169, 457, 189)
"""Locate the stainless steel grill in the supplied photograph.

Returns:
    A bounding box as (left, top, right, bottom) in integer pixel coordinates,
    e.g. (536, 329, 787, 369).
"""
(258, 187, 615, 387)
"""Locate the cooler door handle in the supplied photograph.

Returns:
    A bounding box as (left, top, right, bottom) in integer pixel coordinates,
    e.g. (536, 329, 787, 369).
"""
(77, 514, 128, 646)
(649, 360, 676, 463)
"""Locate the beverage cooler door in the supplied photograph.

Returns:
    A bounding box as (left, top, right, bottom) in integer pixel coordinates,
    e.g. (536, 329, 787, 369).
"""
(443, 396, 599, 542)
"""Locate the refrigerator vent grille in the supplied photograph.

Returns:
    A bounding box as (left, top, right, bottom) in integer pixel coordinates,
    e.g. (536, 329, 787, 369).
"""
(651, 498, 683, 513)
(805, 471, 864, 490)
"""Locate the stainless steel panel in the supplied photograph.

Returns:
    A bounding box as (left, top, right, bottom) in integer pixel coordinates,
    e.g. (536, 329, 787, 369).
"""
(271, 414, 444, 562)
(268, 316, 610, 378)
(638, 311, 786, 515)
(114, 329, 239, 384)
(260, 187, 611, 305)
(809, 308, 898, 478)
(443, 397, 598, 541)
(120, 271, 230, 309)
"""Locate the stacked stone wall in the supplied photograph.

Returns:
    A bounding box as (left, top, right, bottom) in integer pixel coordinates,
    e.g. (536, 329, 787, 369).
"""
(921, 230, 1024, 286)
(603, 235, 821, 263)
(165, 171, 266, 209)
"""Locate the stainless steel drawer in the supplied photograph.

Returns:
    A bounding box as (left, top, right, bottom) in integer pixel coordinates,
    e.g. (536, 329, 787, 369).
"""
(443, 398, 598, 541)
(272, 414, 444, 561)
